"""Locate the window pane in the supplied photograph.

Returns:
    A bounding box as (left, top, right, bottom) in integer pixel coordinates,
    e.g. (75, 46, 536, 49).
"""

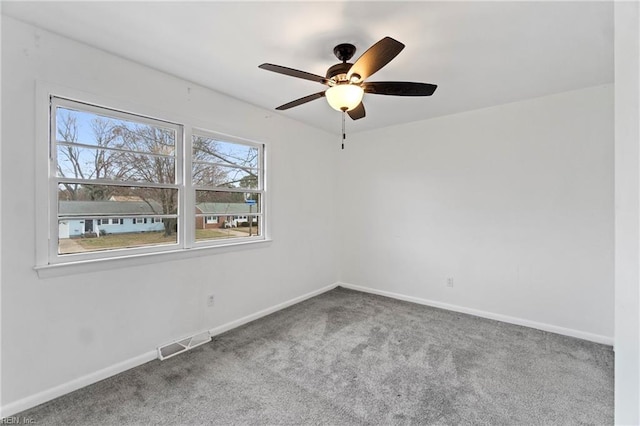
(56, 145, 175, 184)
(57, 184, 178, 216)
(192, 163, 257, 188)
(57, 184, 179, 255)
(195, 190, 261, 241)
(58, 218, 178, 254)
(56, 107, 176, 155)
(195, 215, 261, 241)
(192, 135, 258, 169)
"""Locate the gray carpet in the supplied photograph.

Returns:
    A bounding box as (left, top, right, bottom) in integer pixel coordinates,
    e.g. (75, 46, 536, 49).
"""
(16, 287, 613, 425)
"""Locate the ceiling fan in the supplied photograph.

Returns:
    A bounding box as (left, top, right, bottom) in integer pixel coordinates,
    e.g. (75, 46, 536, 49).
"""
(258, 36, 437, 121)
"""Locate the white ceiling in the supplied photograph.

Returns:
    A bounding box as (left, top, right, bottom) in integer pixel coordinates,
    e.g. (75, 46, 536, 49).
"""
(2, 1, 613, 135)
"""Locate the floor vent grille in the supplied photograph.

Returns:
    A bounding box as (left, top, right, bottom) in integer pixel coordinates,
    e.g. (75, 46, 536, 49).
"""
(158, 331, 211, 360)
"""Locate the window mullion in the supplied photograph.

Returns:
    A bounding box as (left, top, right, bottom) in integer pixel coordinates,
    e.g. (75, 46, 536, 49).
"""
(191, 185, 262, 193)
(260, 144, 267, 239)
(183, 125, 194, 248)
(49, 99, 61, 263)
(56, 140, 175, 159)
(55, 178, 180, 190)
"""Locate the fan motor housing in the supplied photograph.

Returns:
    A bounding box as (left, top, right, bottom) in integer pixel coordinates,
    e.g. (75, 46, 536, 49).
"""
(326, 62, 352, 81)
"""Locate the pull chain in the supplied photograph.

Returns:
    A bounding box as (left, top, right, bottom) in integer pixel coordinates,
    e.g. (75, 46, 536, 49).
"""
(341, 110, 346, 150)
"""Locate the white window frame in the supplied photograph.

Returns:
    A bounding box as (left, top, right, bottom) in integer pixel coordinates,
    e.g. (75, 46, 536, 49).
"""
(191, 128, 266, 248)
(35, 84, 268, 275)
(48, 96, 184, 265)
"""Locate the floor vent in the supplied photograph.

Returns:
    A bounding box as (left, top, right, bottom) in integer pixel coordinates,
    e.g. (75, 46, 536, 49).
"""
(158, 331, 211, 360)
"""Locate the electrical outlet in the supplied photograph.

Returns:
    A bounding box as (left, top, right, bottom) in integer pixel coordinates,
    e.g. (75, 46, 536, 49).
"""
(207, 294, 215, 307)
(446, 277, 454, 288)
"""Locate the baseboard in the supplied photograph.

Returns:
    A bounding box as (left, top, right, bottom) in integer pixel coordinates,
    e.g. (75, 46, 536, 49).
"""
(1, 283, 339, 419)
(337, 282, 614, 346)
(208, 283, 338, 337)
(0, 350, 157, 419)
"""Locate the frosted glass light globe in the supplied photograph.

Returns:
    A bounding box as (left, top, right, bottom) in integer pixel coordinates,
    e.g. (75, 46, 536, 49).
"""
(326, 84, 364, 111)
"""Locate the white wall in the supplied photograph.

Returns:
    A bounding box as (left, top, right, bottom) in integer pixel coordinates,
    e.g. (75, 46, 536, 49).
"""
(614, 1, 640, 423)
(338, 85, 614, 343)
(0, 4, 4, 416)
(1, 16, 338, 412)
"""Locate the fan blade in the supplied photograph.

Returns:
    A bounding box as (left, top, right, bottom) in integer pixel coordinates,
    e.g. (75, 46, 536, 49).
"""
(363, 81, 437, 96)
(347, 102, 366, 120)
(275, 91, 326, 110)
(347, 37, 405, 82)
(259, 63, 330, 85)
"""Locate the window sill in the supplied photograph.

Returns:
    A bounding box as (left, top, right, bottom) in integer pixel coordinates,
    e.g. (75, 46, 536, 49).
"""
(34, 238, 273, 279)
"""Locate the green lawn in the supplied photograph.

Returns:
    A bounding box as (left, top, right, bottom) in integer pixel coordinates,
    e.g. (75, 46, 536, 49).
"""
(196, 227, 259, 239)
(233, 226, 259, 235)
(195, 228, 239, 239)
(73, 228, 257, 251)
(75, 232, 176, 250)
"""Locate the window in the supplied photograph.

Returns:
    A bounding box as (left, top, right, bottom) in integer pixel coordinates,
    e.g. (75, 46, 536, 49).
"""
(47, 96, 266, 265)
(192, 131, 264, 241)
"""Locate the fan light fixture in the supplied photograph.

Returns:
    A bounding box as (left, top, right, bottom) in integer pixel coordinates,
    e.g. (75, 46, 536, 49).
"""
(325, 84, 364, 112)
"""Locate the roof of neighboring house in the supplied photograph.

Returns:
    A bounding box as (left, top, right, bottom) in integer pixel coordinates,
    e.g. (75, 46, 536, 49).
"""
(195, 202, 255, 215)
(59, 200, 165, 216)
(109, 195, 145, 202)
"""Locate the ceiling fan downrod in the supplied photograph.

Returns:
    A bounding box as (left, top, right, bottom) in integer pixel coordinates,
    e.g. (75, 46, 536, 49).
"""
(342, 110, 346, 150)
